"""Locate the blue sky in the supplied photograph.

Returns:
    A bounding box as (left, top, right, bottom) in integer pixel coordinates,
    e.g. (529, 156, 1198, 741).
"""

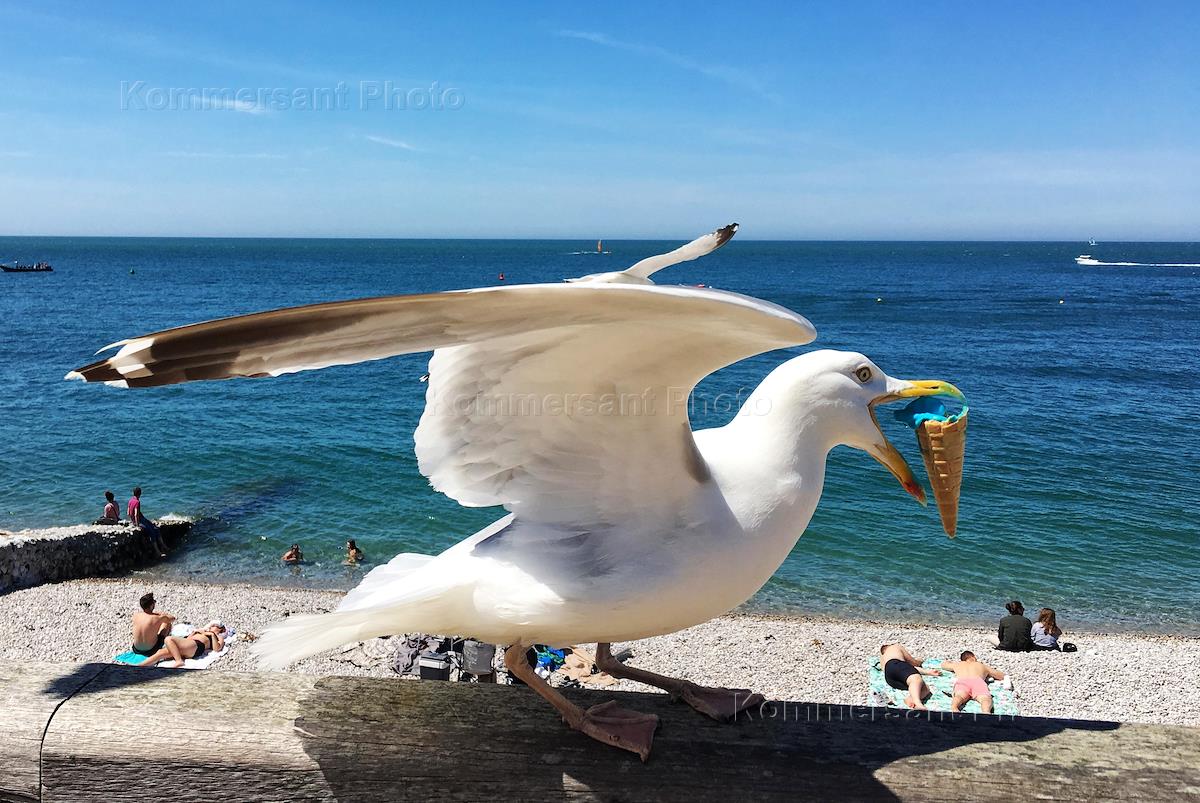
(1, 1, 1197, 239)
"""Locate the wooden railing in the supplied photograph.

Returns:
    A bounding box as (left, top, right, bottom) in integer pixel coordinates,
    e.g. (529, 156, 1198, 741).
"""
(2, 661, 1195, 802)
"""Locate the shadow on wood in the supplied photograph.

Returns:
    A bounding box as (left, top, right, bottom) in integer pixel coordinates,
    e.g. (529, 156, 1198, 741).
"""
(2, 661, 1196, 802)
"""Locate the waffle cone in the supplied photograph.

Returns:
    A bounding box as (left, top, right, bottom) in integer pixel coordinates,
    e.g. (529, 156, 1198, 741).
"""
(915, 410, 967, 537)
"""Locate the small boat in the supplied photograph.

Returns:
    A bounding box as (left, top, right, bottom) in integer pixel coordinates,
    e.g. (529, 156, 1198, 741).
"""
(1075, 255, 1101, 265)
(2, 261, 53, 273)
(1088, 238, 1097, 246)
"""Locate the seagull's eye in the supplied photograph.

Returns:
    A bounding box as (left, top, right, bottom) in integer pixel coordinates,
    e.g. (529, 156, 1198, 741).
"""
(854, 366, 872, 383)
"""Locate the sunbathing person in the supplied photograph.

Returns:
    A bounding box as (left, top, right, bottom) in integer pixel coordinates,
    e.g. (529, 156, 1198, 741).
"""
(136, 622, 227, 668)
(940, 650, 1006, 714)
(131, 592, 175, 657)
(880, 643, 941, 711)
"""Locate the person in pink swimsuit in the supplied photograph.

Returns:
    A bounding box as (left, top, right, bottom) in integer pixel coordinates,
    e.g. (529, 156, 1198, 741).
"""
(940, 650, 1006, 714)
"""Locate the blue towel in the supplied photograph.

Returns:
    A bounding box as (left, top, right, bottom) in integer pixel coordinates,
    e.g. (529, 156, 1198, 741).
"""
(114, 650, 148, 666)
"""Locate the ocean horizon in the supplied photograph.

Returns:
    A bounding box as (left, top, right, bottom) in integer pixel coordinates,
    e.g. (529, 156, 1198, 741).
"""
(2, 236, 1197, 635)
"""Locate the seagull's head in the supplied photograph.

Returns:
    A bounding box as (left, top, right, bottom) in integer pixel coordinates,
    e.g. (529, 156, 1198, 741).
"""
(780, 350, 963, 506)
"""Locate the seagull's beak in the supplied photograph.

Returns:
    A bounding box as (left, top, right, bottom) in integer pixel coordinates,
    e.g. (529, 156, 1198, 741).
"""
(867, 379, 965, 507)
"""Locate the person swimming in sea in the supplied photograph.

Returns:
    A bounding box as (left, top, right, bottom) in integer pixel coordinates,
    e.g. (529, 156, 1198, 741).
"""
(282, 544, 303, 564)
(344, 539, 364, 564)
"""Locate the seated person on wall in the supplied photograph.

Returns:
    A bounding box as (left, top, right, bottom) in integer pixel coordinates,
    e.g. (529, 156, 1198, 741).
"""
(131, 592, 176, 658)
(128, 486, 169, 557)
(136, 622, 227, 669)
(94, 490, 121, 525)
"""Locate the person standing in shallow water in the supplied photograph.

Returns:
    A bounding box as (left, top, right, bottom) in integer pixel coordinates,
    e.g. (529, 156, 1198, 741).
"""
(995, 600, 1033, 651)
(282, 544, 303, 564)
(345, 539, 364, 564)
(128, 486, 168, 557)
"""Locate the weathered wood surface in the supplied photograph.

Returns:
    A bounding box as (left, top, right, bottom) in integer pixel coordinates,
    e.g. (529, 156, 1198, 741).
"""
(1, 660, 1195, 802)
(0, 662, 106, 803)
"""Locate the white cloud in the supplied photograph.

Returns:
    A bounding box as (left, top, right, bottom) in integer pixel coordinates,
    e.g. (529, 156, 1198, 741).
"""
(364, 134, 417, 151)
(557, 29, 780, 104)
(163, 151, 285, 159)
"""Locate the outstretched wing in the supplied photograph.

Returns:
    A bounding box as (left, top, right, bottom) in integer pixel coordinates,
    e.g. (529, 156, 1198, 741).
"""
(622, 222, 739, 280)
(68, 283, 814, 528)
(566, 223, 739, 284)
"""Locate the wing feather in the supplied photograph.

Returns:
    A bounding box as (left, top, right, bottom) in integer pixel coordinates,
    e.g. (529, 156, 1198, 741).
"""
(68, 282, 815, 529)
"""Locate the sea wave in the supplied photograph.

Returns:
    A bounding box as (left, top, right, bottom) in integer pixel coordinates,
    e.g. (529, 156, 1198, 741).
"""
(1076, 257, 1200, 267)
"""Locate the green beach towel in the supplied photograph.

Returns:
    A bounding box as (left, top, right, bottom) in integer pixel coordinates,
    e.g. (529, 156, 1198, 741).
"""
(868, 658, 1019, 716)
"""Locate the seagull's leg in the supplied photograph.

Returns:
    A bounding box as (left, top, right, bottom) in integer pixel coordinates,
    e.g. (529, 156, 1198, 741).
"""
(595, 642, 765, 722)
(503, 644, 659, 761)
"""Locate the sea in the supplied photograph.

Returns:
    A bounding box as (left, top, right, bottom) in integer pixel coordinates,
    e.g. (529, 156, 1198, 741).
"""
(1, 238, 1197, 634)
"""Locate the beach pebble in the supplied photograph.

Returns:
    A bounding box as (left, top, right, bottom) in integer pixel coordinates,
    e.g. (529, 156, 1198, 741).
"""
(0, 578, 1196, 726)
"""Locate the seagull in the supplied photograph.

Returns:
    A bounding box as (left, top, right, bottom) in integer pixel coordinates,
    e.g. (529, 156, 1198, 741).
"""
(66, 223, 962, 760)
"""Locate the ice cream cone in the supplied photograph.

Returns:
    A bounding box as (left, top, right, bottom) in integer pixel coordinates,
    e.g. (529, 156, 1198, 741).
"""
(915, 410, 967, 537)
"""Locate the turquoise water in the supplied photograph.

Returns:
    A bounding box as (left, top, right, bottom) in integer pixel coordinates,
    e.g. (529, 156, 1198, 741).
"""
(1, 238, 1198, 633)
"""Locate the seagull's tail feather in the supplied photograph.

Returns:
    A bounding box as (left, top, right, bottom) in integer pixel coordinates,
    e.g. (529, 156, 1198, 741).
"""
(251, 552, 457, 670)
(250, 609, 394, 670)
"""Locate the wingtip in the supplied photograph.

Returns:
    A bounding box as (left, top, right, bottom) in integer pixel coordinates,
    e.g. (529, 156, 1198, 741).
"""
(714, 223, 739, 248)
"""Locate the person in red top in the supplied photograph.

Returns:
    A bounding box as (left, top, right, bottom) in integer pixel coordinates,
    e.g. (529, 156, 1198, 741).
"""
(129, 486, 168, 557)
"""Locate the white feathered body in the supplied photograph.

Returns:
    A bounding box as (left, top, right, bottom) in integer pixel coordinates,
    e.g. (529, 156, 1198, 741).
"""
(253, 360, 841, 669)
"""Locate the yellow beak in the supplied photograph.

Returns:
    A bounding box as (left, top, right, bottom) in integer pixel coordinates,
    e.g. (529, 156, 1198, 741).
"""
(868, 379, 964, 506)
(897, 380, 966, 401)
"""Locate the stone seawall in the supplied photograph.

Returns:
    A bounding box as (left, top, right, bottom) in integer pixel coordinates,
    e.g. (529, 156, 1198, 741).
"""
(0, 520, 192, 593)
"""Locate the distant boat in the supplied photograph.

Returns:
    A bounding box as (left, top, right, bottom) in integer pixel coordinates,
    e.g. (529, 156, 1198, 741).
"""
(597, 239, 602, 254)
(1088, 238, 1097, 246)
(1075, 255, 1100, 265)
(2, 261, 53, 273)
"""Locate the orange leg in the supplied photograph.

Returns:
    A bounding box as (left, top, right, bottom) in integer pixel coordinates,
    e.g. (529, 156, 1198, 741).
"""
(503, 644, 659, 761)
(595, 642, 765, 721)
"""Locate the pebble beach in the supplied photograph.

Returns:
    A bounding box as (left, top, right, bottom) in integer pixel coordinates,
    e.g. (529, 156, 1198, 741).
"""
(1, 577, 1195, 727)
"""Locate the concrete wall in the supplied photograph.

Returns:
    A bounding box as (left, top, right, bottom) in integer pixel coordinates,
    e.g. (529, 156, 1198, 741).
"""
(0, 520, 192, 593)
